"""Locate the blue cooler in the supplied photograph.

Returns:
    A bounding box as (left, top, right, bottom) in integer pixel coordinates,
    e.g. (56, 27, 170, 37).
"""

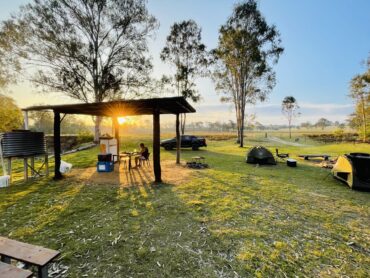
(97, 161, 114, 172)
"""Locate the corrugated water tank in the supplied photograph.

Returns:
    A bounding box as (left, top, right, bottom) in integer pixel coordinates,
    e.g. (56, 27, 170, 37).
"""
(0, 130, 47, 158)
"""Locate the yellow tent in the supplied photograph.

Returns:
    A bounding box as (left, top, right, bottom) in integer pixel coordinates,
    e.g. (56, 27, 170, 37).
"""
(332, 153, 370, 190)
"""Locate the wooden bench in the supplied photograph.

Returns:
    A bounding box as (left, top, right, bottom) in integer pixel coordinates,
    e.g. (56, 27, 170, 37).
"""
(0, 237, 60, 278)
(298, 154, 330, 161)
(0, 262, 32, 278)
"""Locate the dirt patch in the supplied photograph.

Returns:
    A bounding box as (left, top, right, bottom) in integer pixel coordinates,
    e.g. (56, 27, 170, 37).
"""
(67, 160, 194, 187)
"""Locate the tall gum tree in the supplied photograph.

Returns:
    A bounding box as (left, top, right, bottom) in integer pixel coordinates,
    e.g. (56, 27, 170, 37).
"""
(212, 0, 283, 147)
(160, 20, 209, 134)
(0, 0, 158, 141)
(349, 58, 369, 142)
(281, 96, 300, 139)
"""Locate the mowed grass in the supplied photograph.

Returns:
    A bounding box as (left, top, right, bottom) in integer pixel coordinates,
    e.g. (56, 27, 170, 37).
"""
(0, 135, 369, 277)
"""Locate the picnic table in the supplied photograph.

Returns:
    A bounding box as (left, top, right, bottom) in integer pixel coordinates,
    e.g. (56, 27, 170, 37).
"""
(119, 152, 141, 170)
(0, 236, 60, 278)
(298, 154, 330, 161)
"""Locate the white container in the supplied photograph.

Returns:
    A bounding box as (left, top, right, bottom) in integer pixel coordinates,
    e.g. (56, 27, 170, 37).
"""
(100, 138, 118, 162)
(0, 175, 10, 188)
(60, 161, 73, 173)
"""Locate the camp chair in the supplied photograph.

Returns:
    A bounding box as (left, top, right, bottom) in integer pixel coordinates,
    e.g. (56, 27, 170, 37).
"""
(141, 153, 151, 167)
(276, 149, 289, 160)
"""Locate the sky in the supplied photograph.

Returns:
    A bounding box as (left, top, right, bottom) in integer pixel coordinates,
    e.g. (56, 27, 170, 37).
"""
(1, 0, 369, 125)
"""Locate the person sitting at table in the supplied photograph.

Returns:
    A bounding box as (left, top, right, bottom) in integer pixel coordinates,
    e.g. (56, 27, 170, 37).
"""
(135, 143, 149, 167)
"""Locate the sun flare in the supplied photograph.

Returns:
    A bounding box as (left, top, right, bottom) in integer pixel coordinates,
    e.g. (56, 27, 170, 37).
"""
(117, 117, 126, 125)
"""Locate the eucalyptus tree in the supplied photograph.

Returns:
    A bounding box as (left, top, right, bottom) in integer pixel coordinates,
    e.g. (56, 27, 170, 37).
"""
(212, 0, 283, 147)
(0, 22, 22, 90)
(281, 96, 300, 139)
(349, 60, 369, 142)
(0, 0, 158, 141)
(160, 20, 209, 134)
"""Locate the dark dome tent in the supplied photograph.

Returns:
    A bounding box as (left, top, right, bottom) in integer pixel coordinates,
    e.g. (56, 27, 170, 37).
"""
(246, 146, 276, 165)
(332, 153, 370, 190)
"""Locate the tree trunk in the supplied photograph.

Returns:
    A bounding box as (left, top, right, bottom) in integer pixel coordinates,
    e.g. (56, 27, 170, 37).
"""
(289, 125, 292, 139)
(240, 108, 245, 148)
(153, 108, 161, 182)
(180, 113, 186, 135)
(176, 114, 180, 164)
(94, 116, 102, 143)
(361, 97, 367, 142)
(53, 111, 62, 180)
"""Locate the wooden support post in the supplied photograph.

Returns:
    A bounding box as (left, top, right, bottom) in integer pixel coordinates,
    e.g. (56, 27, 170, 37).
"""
(30, 157, 35, 176)
(23, 158, 28, 181)
(53, 111, 62, 180)
(0, 255, 10, 264)
(38, 265, 48, 278)
(23, 111, 29, 130)
(113, 117, 120, 162)
(7, 158, 11, 183)
(45, 155, 49, 176)
(176, 113, 180, 164)
(153, 108, 161, 183)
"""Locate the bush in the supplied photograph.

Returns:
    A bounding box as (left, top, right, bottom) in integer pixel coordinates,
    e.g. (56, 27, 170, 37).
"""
(76, 132, 94, 145)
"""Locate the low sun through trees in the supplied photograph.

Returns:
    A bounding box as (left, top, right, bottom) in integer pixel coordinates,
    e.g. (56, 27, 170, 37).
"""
(0, 0, 158, 141)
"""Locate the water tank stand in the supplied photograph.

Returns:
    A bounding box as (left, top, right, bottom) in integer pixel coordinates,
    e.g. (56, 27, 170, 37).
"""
(7, 154, 49, 184)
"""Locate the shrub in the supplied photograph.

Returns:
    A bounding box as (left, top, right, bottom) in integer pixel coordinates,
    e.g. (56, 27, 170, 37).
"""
(76, 132, 94, 145)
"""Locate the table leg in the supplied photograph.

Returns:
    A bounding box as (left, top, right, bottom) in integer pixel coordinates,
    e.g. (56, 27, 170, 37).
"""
(38, 265, 48, 278)
(1, 255, 11, 263)
(129, 156, 132, 171)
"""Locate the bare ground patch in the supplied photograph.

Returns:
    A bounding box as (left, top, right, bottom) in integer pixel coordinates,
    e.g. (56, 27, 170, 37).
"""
(67, 160, 194, 187)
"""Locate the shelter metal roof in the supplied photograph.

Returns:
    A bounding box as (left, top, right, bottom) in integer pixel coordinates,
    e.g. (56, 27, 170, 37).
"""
(22, 97, 196, 117)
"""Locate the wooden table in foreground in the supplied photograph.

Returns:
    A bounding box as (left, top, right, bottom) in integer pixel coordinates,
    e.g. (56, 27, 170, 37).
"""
(0, 236, 60, 278)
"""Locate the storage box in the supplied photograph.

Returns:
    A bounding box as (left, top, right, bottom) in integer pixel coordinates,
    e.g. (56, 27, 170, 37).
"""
(97, 161, 114, 172)
(98, 153, 112, 162)
(287, 159, 297, 167)
(0, 175, 10, 188)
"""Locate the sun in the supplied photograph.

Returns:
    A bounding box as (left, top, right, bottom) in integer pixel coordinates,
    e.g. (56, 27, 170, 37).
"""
(117, 117, 126, 125)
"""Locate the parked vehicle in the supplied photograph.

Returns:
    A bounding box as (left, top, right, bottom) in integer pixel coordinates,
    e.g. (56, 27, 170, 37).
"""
(160, 135, 207, 151)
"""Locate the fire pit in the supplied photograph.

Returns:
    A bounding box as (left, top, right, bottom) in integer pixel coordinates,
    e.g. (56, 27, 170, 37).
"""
(186, 161, 209, 169)
(186, 156, 208, 169)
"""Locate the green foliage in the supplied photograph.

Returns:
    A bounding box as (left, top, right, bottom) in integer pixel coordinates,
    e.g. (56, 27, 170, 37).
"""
(76, 132, 94, 145)
(29, 111, 90, 135)
(348, 69, 370, 141)
(160, 20, 209, 102)
(0, 94, 23, 132)
(0, 21, 22, 90)
(282, 96, 300, 138)
(315, 118, 332, 130)
(3, 0, 158, 102)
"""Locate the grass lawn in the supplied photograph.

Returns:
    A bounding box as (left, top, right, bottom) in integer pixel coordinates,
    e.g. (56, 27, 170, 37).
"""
(0, 136, 369, 277)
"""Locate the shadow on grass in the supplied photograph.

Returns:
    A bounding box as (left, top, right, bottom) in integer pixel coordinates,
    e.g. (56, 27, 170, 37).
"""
(1, 145, 369, 277)
(0, 175, 240, 277)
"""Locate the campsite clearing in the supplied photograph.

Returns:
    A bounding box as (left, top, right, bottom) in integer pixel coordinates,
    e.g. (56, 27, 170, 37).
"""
(0, 137, 369, 277)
